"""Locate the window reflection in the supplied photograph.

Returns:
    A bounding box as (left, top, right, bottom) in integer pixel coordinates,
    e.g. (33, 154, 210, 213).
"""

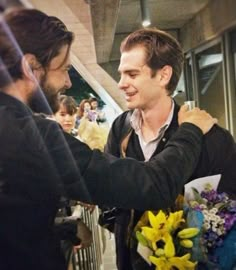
(196, 44, 226, 128)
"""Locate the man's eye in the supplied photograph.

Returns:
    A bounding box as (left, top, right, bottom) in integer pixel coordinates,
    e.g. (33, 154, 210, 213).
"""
(130, 74, 137, 78)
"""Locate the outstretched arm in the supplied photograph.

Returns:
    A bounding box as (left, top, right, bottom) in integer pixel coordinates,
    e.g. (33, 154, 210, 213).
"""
(38, 107, 216, 210)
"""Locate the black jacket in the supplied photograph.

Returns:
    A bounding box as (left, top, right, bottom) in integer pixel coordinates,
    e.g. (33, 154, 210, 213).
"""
(104, 104, 236, 270)
(0, 92, 203, 270)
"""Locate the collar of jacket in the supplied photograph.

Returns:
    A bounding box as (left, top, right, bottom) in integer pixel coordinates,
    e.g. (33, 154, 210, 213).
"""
(165, 99, 180, 135)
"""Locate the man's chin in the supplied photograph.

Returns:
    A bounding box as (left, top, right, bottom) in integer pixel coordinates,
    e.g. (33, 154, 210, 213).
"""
(126, 102, 136, 110)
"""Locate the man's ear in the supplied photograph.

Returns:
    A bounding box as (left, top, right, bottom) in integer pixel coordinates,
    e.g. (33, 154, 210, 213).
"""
(21, 54, 42, 81)
(159, 65, 173, 87)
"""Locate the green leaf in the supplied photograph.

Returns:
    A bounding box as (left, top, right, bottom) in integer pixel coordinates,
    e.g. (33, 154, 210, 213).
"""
(192, 187, 205, 204)
(214, 202, 225, 210)
(136, 231, 148, 247)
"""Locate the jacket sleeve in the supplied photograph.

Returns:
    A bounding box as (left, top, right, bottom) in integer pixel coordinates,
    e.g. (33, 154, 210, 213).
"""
(59, 122, 203, 210)
(98, 114, 124, 231)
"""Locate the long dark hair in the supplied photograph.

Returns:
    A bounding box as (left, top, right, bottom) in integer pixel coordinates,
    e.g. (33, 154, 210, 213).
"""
(0, 8, 74, 88)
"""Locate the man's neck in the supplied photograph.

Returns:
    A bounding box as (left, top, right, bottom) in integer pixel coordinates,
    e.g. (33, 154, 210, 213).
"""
(141, 96, 172, 128)
(2, 81, 30, 105)
(140, 96, 173, 141)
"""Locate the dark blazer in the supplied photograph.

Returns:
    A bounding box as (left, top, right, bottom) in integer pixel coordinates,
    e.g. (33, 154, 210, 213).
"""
(0, 92, 203, 270)
(104, 104, 236, 270)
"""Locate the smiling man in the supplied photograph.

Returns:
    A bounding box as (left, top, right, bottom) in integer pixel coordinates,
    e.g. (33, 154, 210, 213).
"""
(0, 8, 217, 270)
(100, 28, 236, 270)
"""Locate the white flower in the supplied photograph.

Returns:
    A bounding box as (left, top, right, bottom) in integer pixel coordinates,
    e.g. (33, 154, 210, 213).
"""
(210, 208, 218, 214)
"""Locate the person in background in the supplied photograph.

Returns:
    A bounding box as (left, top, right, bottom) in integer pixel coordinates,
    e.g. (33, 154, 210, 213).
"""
(75, 98, 109, 150)
(54, 94, 108, 154)
(0, 8, 216, 270)
(89, 96, 106, 124)
(77, 99, 92, 120)
(77, 114, 109, 151)
(89, 97, 99, 110)
(54, 95, 77, 134)
(99, 28, 236, 270)
(54, 94, 97, 211)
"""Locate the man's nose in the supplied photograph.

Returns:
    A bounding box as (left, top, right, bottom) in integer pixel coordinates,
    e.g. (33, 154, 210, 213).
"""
(65, 73, 72, 89)
(118, 75, 128, 90)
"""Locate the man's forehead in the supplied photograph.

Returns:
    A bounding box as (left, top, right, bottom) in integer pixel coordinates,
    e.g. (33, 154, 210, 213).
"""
(118, 59, 146, 73)
(119, 48, 146, 71)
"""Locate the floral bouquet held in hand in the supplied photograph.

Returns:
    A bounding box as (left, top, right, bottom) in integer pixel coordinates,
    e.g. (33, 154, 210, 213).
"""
(135, 181, 236, 270)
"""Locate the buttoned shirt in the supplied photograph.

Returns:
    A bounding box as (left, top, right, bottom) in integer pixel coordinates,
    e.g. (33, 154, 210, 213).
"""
(130, 100, 174, 161)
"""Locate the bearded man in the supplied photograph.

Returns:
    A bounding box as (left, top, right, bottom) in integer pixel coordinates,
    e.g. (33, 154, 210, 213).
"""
(0, 8, 216, 270)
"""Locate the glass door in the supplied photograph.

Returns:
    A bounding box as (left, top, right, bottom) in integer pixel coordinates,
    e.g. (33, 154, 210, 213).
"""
(195, 42, 226, 128)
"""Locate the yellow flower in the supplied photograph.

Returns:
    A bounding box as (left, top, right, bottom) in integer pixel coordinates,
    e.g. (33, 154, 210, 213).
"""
(148, 210, 167, 231)
(149, 256, 167, 270)
(167, 210, 185, 231)
(138, 210, 198, 269)
(150, 253, 197, 270)
(177, 228, 199, 239)
(141, 210, 169, 243)
(155, 248, 165, 256)
(180, 239, 193, 248)
(142, 227, 176, 258)
(141, 226, 162, 243)
(164, 233, 175, 258)
(169, 253, 197, 270)
(142, 210, 179, 259)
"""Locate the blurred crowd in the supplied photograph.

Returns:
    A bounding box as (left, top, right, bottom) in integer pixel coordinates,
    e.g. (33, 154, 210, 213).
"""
(54, 95, 109, 151)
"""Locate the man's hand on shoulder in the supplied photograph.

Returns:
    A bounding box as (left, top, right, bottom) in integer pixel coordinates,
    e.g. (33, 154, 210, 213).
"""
(178, 104, 217, 134)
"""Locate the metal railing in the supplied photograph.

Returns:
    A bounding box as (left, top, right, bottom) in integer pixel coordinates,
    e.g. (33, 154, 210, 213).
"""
(71, 207, 103, 270)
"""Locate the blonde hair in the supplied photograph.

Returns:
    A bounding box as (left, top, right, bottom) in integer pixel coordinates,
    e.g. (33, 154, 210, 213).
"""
(77, 118, 108, 151)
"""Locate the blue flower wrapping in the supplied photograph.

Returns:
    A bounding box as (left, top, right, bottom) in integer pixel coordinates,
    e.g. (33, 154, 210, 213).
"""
(186, 209, 236, 269)
(212, 224, 236, 270)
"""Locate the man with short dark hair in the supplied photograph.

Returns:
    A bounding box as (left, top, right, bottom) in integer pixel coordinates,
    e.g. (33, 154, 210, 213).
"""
(0, 9, 216, 270)
(100, 28, 236, 270)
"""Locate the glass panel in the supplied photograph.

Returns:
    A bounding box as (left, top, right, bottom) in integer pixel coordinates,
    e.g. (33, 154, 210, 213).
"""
(196, 44, 226, 128)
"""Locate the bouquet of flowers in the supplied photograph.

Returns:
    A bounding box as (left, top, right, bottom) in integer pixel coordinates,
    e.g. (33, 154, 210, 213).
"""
(135, 180, 236, 270)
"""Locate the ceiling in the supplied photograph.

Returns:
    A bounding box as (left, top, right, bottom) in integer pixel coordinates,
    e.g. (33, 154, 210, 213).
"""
(90, 0, 211, 64)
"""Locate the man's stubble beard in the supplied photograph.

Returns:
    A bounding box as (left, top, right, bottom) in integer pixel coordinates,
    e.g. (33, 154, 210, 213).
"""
(29, 72, 60, 114)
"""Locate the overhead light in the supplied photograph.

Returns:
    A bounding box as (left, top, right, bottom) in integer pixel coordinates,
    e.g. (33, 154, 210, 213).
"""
(140, 0, 151, 27)
(142, 19, 151, 27)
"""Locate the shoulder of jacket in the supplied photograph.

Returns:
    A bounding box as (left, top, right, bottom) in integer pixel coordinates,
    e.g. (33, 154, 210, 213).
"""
(113, 110, 132, 124)
(206, 124, 233, 139)
(204, 124, 235, 154)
